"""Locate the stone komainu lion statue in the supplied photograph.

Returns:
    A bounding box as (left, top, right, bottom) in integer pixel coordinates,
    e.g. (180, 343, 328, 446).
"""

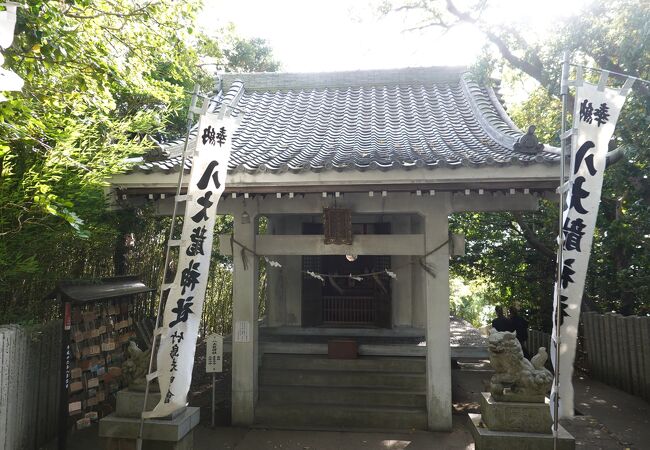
(488, 330, 553, 402)
(122, 340, 159, 392)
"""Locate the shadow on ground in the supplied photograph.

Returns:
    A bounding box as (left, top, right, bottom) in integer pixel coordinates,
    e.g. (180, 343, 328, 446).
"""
(42, 359, 648, 449)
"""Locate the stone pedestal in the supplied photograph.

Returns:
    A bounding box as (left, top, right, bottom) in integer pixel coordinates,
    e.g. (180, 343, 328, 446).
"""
(469, 392, 575, 450)
(480, 392, 552, 434)
(99, 390, 200, 450)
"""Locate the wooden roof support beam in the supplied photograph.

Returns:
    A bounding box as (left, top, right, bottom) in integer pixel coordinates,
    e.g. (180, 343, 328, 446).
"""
(219, 233, 426, 256)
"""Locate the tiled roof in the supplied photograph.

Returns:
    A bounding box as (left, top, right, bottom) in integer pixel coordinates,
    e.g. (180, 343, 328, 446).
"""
(135, 67, 559, 175)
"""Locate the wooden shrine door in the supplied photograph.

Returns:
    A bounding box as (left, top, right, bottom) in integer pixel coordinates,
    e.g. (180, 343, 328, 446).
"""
(301, 223, 391, 328)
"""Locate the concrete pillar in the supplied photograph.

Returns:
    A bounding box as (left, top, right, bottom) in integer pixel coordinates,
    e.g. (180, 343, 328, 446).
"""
(411, 215, 425, 328)
(391, 215, 412, 327)
(283, 216, 302, 326)
(231, 204, 259, 425)
(266, 216, 286, 327)
(423, 201, 452, 431)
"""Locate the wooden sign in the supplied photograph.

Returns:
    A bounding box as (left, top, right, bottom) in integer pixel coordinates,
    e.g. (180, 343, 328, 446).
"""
(77, 417, 91, 429)
(64, 303, 72, 331)
(82, 345, 101, 358)
(205, 334, 223, 373)
(101, 341, 116, 352)
(72, 344, 81, 360)
(61, 296, 141, 441)
(68, 401, 82, 415)
(323, 208, 352, 245)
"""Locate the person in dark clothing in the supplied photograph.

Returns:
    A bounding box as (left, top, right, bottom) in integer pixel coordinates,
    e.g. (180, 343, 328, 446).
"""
(491, 306, 510, 332)
(508, 306, 530, 359)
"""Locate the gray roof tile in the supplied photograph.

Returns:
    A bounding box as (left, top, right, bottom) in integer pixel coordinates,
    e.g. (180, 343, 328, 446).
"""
(134, 67, 558, 175)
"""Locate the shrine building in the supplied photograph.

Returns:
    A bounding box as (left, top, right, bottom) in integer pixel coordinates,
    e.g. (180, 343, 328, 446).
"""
(109, 66, 559, 431)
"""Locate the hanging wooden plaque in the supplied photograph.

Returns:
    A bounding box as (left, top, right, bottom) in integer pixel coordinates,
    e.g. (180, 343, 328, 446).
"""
(323, 208, 352, 245)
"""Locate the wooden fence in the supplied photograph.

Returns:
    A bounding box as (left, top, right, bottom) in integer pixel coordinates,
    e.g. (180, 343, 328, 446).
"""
(526, 313, 650, 402)
(527, 329, 552, 364)
(0, 321, 62, 450)
(582, 311, 650, 402)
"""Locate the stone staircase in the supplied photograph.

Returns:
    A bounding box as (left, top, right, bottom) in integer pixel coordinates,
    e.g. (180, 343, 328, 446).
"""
(255, 354, 428, 430)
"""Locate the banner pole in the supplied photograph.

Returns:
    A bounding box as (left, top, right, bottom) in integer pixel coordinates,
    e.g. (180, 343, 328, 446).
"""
(136, 84, 201, 450)
(553, 50, 571, 450)
(568, 63, 650, 85)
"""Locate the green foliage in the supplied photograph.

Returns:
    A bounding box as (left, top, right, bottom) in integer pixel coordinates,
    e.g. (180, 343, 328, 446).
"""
(507, 2, 650, 318)
(220, 25, 281, 73)
(398, 0, 650, 324)
(509, 88, 562, 147)
(449, 276, 499, 328)
(450, 204, 559, 330)
(1, 0, 206, 311)
(0, 1, 280, 323)
(195, 23, 281, 74)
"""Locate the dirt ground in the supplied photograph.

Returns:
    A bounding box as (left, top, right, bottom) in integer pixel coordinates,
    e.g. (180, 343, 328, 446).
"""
(189, 338, 232, 426)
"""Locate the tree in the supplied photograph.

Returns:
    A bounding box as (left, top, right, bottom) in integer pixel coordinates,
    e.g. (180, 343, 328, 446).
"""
(386, 0, 650, 322)
(219, 24, 281, 73)
(0, 1, 280, 322)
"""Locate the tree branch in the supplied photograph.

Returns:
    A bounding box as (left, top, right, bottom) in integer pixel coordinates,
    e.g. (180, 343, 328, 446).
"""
(445, 0, 475, 22)
(403, 20, 451, 32)
(441, 0, 550, 88)
(483, 30, 548, 85)
(64, 2, 153, 20)
(511, 212, 556, 260)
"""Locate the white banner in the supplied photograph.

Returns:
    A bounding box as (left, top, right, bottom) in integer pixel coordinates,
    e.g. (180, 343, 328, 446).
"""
(0, 3, 18, 49)
(146, 114, 238, 418)
(551, 79, 630, 419)
(0, 3, 23, 102)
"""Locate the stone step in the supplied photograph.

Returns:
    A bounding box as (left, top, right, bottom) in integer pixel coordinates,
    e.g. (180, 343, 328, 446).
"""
(259, 385, 426, 408)
(260, 368, 426, 390)
(261, 354, 425, 373)
(254, 403, 428, 430)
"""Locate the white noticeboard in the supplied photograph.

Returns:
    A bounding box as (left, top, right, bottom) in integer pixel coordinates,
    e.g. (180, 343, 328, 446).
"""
(234, 321, 251, 343)
(206, 334, 223, 373)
